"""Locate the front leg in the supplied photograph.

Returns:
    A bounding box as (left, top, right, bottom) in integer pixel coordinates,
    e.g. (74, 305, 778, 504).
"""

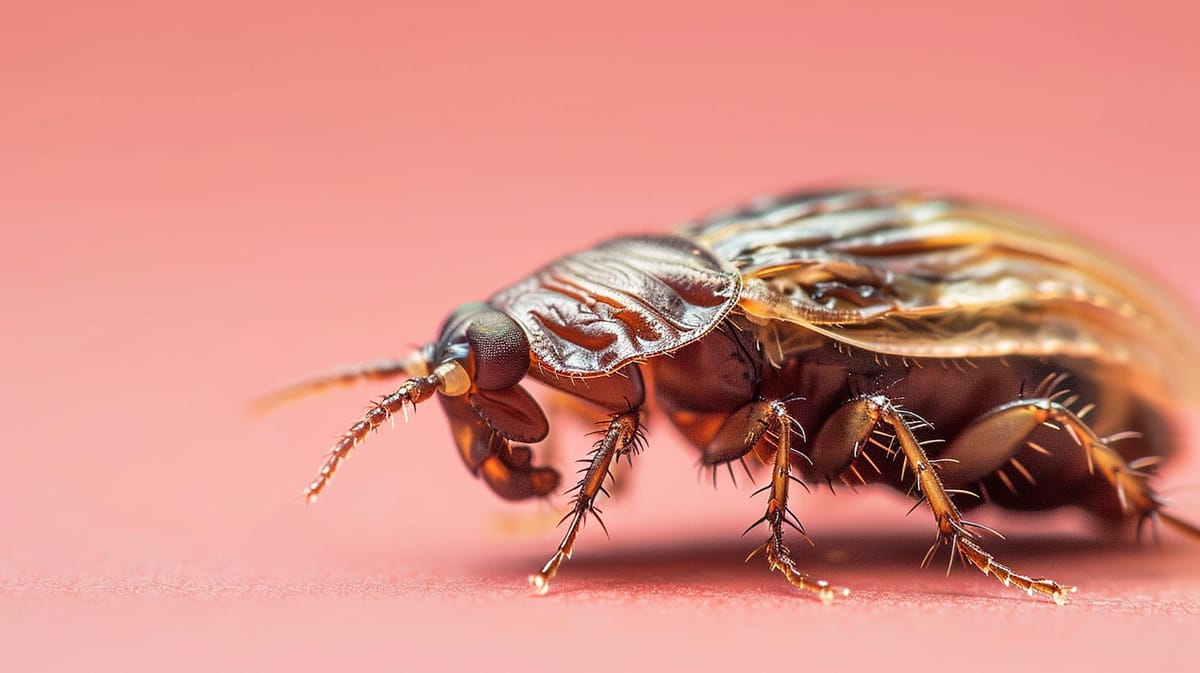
(529, 409, 642, 594)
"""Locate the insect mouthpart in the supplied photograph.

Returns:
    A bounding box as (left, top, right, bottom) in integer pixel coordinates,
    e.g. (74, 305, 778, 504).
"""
(284, 301, 555, 505)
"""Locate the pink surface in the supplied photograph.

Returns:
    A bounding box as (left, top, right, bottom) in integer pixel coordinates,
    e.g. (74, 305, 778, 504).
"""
(4, 2, 1200, 670)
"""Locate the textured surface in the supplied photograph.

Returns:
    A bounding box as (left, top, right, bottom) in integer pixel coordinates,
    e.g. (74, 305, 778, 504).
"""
(690, 188, 1200, 408)
(4, 2, 1200, 671)
(5, 517, 1199, 671)
(490, 235, 741, 375)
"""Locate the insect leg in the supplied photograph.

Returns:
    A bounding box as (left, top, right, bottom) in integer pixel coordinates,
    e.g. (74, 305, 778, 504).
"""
(740, 401, 847, 603)
(542, 391, 637, 497)
(528, 409, 642, 595)
(251, 356, 423, 415)
(853, 394, 1077, 604)
(937, 399, 1200, 539)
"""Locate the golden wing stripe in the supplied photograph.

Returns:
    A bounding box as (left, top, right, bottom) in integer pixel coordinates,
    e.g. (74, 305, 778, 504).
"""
(685, 188, 1200, 406)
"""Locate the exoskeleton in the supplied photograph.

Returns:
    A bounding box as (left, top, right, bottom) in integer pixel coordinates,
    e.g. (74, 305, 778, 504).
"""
(260, 187, 1200, 603)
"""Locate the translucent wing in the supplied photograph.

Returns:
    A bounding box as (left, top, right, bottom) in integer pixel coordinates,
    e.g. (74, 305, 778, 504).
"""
(683, 188, 1200, 406)
(489, 235, 742, 376)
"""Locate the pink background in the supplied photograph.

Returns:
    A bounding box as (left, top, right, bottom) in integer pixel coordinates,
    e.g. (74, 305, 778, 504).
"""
(3, 1, 1199, 670)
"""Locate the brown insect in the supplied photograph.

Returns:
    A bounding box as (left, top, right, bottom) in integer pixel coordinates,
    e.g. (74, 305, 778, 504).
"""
(258, 187, 1200, 604)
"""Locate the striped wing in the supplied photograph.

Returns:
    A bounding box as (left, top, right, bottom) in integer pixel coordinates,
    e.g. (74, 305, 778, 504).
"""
(683, 188, 1200, 406)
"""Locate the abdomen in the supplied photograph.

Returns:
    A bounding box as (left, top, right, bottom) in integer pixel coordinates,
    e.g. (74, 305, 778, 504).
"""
(653, 319, 1178, 518)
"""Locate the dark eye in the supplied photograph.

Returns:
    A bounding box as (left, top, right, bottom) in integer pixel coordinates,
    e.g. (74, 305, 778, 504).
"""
(467, 310, 531, 390)
(439, 301, 492, 341)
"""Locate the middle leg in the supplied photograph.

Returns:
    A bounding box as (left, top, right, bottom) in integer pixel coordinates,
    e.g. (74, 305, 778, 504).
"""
(705, 399, 847, 603)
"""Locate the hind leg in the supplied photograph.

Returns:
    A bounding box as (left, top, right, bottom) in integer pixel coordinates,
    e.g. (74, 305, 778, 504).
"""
(809, 393, 1077, 603)
(936, 394, 1200, 541)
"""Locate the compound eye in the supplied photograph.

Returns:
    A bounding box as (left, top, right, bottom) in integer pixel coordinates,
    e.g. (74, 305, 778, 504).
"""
(438, 301, 492, 342)
(467, 310, 531, 391)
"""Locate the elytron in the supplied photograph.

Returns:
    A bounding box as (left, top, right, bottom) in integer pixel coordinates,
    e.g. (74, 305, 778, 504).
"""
(259, 187, 1200, 603)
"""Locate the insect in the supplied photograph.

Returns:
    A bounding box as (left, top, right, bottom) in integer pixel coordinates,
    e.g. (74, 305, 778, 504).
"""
(258, 186, 1200, 604)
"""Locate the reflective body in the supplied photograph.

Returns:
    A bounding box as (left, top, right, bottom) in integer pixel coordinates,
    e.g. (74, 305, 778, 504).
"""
(264, 187, 1200, 603)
